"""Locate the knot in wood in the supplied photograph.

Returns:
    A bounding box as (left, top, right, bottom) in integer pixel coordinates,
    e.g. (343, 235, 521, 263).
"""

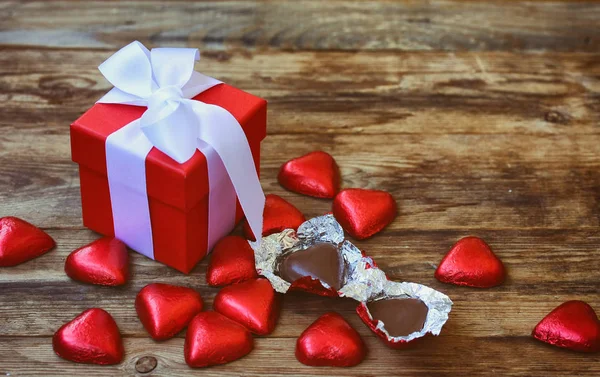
(135, 356, 158, 374)
(544, 110, 569, 124)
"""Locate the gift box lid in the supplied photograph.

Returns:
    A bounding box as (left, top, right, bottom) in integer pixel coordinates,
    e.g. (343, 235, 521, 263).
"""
(71, 83, 267, 212)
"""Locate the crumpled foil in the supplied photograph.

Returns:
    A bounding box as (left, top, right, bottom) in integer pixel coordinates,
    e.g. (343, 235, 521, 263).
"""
(363, 280, 453, 342)
(251, 214, 387, 302)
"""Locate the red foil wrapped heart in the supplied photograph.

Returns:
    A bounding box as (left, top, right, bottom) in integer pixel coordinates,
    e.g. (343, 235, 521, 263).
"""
(207, 236, 258, 287)
(64, 237, 129, 286)
(296, 312, 366, 367)
(532, 300, 600, 353)
(435, 236, 505, 288)
(53, 308, 124, 365)
(243, 194, 305, 241)
(185, 311, 254, 367)
(278, 151, 341, 198)
(332, 189, 397, 240)
(136, 283, 203, 340)
(213, 278, 281, 335)
(0, 216, 55, 266)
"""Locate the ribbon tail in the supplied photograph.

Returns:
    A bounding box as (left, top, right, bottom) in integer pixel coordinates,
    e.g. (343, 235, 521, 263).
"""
(105, 119, 155, 259)
(189, 101, 265, 245)
(197, 140, 237, 252)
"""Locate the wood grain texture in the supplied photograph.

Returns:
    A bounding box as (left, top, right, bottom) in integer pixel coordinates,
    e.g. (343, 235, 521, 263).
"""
(2, 336, 598, 377)
(1, 1, 600, 376)
(0, 1, 599, 51)
(1, 229, 599, 338)
(1, 48, 599, 136)
(4, 132, 600, 230)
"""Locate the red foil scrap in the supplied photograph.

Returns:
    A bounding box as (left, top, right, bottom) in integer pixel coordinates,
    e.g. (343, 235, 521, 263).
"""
(357, 281, 452, 349)
(252, 214, 387, 301)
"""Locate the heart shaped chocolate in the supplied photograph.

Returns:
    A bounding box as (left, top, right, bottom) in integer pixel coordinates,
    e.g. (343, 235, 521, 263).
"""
(213, 278, 281, 335)
(435, 236, 505, 288)
(279, 243, 344, 291)
(367, 298, 428, 337)
(136, 283, 203, 340)
(185, 311, 254, 367)
(296, 312, 366, 367)
(243, 194, 305, 241)
(278, 151, 341, 198)
(65, 237, 129, 286)
(332, 188, 397, 240)
(53, 308, 124, 365)
(207, 236, 258, 287)
(532, 300, 600, 353)
(0, 216, 55, 266)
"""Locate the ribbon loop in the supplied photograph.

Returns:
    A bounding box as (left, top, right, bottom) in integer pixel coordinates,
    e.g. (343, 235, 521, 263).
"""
(151, 48, 200, 89)
(98, 41, 155, 99)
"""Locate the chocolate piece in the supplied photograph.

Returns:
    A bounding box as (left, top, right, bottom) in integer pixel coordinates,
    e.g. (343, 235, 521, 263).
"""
(367, 298, 428, 337)
(278, 243, 344, 290)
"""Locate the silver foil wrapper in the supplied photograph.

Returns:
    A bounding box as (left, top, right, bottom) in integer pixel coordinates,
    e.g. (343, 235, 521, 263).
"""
(251, 214, 388, 302)
(363, 280, 453, 342)
(251, 214, 453, 341)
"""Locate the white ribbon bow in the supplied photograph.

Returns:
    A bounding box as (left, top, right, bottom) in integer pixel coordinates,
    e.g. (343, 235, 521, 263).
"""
(97, 41, 265, 259)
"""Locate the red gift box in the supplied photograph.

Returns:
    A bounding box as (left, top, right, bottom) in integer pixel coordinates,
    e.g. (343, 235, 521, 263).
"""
(71, 84, 266, 273)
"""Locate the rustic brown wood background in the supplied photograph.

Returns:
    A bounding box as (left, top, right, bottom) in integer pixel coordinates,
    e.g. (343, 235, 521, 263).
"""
(1, 1, 600, 376)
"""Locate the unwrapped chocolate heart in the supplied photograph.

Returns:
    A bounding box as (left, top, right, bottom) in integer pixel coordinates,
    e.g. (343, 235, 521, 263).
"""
(185, 311, 254, 367)
(53, 308, 123, 365)
(213, 278, 281, 335)
(296, 312, 366, 367)
(136, 283, 203, 340)
(278, 151, 341, 198)
(243, 194, 305, 241)
(332, 188, 397, 240)
(435, 236, 505, 288)
(279, 242, 344, 291)
(532, 300, 600, 353)
(0, 216, 55, 266)
(356, 281, 452, 349)
(207, 236, 258, 286)
(65, 237, 129, 286)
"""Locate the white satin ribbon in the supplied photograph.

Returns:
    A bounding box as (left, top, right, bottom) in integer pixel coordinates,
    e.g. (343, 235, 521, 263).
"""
(98, 41, 265, 259)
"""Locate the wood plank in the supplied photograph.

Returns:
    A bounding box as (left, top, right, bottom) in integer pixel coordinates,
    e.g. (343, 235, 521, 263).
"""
(1, 48, 599, 137)
(0, 1, 599, 52)
(2, 130, 600, 229)
(1, 335, 599, 377)
(1, 228, 598, 337)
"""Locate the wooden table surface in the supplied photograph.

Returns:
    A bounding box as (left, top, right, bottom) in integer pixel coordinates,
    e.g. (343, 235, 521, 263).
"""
(1, 1, 600, 376)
